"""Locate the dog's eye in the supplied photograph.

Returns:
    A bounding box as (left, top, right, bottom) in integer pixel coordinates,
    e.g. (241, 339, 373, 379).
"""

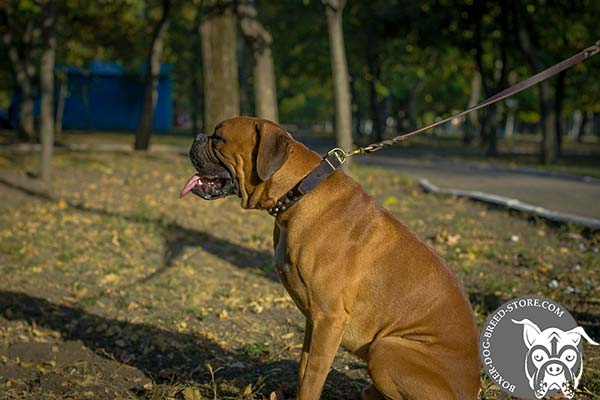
(562, 349, 577, 363)
(532, 349, 547, 363)
(211, 134, 223, 143)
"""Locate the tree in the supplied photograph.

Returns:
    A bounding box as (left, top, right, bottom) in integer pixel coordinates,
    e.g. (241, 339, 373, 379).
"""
(514, 0, 557, 164)
(470, 0, 509, 157)
(345, 0, 405, 142)
(190, 8, 203, 135)
(324, 0, 352, 171)
(162, 0, 204, 135)
(463, 69, 482, 144)
(1, 2, 39, 141)
(237, 0, 278, 122)
(256, 0, 332, 123)
(201, 0, 240, 134)
(134, 0, 172, 151)
(39, 0, 56, 181)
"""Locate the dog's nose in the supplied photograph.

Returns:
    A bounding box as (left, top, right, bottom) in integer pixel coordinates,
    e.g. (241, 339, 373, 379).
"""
(194, 133, 207, 143)
(545, 363, 564, 376)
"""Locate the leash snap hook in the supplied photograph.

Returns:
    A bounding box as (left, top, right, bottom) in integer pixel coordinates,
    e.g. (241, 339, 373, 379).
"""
(345, 145, 376, 158)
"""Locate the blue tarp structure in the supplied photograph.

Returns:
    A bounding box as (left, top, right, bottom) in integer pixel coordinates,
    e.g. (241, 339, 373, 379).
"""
(60, 61, 173, 131)
(11, 60, 173, 132)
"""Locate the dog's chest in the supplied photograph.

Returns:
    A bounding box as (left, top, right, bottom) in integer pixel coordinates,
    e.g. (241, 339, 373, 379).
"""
(274, 225, 289, 274)
(274, 224, 309, 314)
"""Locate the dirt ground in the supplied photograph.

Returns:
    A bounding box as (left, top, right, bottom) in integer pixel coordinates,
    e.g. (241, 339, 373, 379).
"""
(0, 149, 598, 399)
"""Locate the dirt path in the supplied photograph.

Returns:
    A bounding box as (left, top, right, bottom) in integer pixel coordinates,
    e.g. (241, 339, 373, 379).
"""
(356, 152, 600, 220)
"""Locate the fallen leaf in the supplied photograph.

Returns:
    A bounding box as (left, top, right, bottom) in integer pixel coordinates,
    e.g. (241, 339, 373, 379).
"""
(240, 384, 253, 396)
(182, 388, 202, 400)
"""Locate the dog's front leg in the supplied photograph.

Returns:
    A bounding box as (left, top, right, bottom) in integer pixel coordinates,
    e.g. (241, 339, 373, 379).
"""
(297, 314, 346, 400)
(298, 318, 313, 385)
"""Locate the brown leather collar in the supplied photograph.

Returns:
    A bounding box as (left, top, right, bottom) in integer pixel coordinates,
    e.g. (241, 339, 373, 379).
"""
(268, 149, 345, 217)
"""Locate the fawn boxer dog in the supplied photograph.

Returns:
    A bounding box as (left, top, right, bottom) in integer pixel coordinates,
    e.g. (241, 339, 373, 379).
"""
(180, 117, 480, 399)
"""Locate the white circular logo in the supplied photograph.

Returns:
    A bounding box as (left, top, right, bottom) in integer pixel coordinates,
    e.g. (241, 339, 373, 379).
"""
(480, 295, 598, 399)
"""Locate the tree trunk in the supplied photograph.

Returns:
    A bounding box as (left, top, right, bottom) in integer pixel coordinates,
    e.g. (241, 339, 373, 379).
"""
(366, 42, 384, 142)
(577, 112, 587, 142)
(463, 69, 481, 144)
(472, 0, 507, 156)
(253, 46, 278, 122)
(484, 104, 498, 157)
(536, 82, 558, 164)
(515, 1, 557, 164)
(39, 0, 56, 181)
(504, 110, 515, 137)
(237, 1, 278, 122)
(325, 0, 353, 171)
(201, 0, 240, 134)
(55, 75, 67, 137)
(190, 10, 203, 136)
(1, 10, 36, 141)
(134, 0, 171, 150)
(407, 90, 417, 132)
(20, 90, 35, 141)
(237, 33, 253, 115)
(570, 110, 581, 138)
(554, 71, 565, 155)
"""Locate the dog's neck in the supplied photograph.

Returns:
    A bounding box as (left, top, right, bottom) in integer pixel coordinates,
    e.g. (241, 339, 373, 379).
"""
(267, 149, 345, 217)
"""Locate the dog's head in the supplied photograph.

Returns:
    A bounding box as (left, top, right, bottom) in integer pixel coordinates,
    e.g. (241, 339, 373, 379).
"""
(512, 318, 598, 399)
(180, 117, 318, 209)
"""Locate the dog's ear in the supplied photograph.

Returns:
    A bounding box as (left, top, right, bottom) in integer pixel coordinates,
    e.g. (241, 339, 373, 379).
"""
(256, 122, 292, 181)
(564, 326, 599, 346)
(512, 319, 542, 349)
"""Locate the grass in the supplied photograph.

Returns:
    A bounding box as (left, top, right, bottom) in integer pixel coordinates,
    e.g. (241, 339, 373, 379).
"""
(0, 147, 598, 399)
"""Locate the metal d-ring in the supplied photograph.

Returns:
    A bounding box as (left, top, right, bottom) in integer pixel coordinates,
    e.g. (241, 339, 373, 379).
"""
(327, 147, 347, 165)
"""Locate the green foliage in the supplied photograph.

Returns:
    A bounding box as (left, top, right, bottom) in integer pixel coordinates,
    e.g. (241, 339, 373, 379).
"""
(0, 0, 597, 130)
(258, 0, 333, 121)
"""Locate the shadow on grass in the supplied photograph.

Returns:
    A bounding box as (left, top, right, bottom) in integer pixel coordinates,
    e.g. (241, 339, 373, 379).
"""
(468, 292, 505, 315)
(0, 176, 276, 283)
(155, 222, 275, 283)
(0, 290, 367, 398)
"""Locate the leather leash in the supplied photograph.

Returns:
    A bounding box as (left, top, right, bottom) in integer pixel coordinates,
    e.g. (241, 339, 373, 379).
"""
(269, 41, 599, 218)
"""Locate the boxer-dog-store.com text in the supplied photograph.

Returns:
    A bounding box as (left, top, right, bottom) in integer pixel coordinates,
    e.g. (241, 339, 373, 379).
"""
(480, 295, 598, 399)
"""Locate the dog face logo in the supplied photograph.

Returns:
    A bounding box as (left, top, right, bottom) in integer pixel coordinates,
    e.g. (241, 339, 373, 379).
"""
(512, 319, 598, 399)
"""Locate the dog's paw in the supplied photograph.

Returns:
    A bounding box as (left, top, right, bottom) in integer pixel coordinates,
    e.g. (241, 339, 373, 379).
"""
(534, 382, 548, 399)
(561, 381, 575, 398)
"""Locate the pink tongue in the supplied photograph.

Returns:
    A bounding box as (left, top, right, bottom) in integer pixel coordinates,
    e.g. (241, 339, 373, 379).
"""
(179, 174, 201, 198)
